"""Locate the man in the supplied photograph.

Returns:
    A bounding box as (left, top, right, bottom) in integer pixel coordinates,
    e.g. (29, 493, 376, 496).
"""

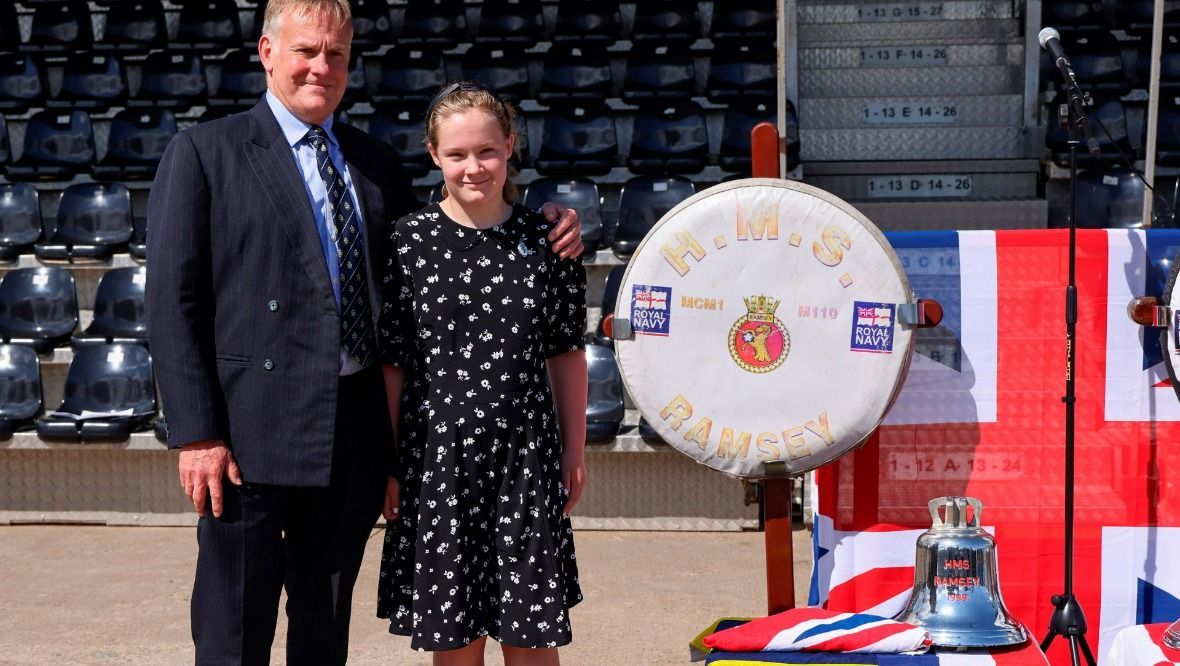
(146, 1, 583, 663)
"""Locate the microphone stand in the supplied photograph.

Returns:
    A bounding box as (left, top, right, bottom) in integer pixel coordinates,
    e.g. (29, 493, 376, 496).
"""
(1039, 61, 1100, 666)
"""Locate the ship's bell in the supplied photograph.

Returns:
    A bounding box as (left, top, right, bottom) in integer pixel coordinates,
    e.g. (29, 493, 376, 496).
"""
(894, 496, 1028, 648)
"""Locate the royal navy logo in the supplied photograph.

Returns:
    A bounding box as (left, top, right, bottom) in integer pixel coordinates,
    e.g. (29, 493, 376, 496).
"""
(729, 295, 789, 373)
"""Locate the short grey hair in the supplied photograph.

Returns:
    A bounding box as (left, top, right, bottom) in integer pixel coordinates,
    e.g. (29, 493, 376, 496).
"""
(261, 0, 352, 38)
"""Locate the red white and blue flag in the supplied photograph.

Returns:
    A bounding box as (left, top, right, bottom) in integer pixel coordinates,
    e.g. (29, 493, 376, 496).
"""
(810, 229, 1180, 666)
(703, 608, 932, 654)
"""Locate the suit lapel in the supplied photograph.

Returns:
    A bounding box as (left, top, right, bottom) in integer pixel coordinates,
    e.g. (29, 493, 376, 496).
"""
(241, 102, 335, 304)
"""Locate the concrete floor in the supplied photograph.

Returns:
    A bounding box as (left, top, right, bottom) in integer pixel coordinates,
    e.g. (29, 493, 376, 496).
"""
(0, 525, 813, 665)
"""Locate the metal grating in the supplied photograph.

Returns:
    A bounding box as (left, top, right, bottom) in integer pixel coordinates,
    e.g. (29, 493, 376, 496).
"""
(799, 43, 1024, 69)
(800, 65, 1023, 97)
(799, 126, 1027, 160)
(798, 94, 1024, 129)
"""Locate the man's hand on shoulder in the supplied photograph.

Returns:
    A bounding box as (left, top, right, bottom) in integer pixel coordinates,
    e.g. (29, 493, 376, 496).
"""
(541, 201, 584, 259)
(178, 439, 243, 518)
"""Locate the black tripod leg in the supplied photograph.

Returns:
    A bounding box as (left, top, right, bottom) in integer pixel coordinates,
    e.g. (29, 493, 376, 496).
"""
(1040, 629, 1057, 654)
(1078, 635, 1097, 666)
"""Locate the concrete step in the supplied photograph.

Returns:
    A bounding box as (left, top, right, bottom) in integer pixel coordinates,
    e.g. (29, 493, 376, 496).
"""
(802, 159, 1041, 200)
(800, 126, 1030, 160)
(798, 94, 1023, 128)
(848, 198, 1050, 231)
(801, 64, 1023, 97)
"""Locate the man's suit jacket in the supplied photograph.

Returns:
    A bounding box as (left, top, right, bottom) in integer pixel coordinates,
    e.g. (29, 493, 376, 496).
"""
(146, 100, 418, 487)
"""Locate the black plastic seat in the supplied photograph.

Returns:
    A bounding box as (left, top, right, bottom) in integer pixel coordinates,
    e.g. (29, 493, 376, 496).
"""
(96, 0, 168, 52)
(475, 0, 544, 47)
(1044, 30, 1130, 93)
(553, 0, 621, 43)
(51, 53, 127, 111)
(711, 0, 776, 40)
(37, 343, 155, 442)
(174, 0, 242, 52)
(369, 107, 432, 177)
(1155, 98, 1180, 167)
(720, 98, 801, 174)
(1047, 94, 1133, 167)
(638, 417, 663, 444)
(537, 43, 612, 102)
(398, 0, 468, 47)
(1137, 30, 1180, 88)
(35, 183, 133, 261)
(0, 183, 42, 261)
(375, 47, 446, 105)
(630, 0, 700, 43)
(0, 267, 78, 353)
(523, 178, 604, 255)
(707, 41, 777, 103)
(153, 414, 169, 443)
(536, 103, 619, 175)
(1043, 0, 1105, 27)
(74, 267, 147, 346)
(0, 4, 20, 52)
(93, 108, 177, 180)
(462, 45, 530, 103)
(627, 101, 709, 174)
(621, 42, 695, 102)
(129, 216, 147, 259)
(613, 176, 695, 257)
(350, 0, 394, 50)
(0, 344, 42, 437)
(7, 110, 95, 181)
(132, 52, 208, 109)
(209, 49, 267, 108)
(1066, 167, 1145, 229)
(595, 266, 624, 346)
(0, 54, 47, 113)
(1128, 1, 1180, 25)
(585, 343, 624, 443)
(26, 1, 93, 53)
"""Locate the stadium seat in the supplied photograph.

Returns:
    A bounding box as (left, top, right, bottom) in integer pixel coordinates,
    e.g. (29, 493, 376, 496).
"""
(1043, 0, 1105, 27)
(1071, 167, 1145, 229)
(398, 0, 468, 47)
(523, 178, 604, 255)
(475, 0, 544, 47)
(1047, 94, 1133, 167)
(630, 0, 700, 43)
(0, 4, 19, 52)
(627, 101, 709, 175)
(37, 343, 156, 442)
(349, 0, 394, 50)
(585, 343, 624, 443)
(638, 417, 664, 444)
(707, 41, 777, 103)
(595, 265, 625, 346)
(0, 183, 42, 261)
(73, 267, 147, 346)
(1136, 29, 1180, 87)
(0, 344, 42, 438)
(621, 42, 696, 102)
(375, 47, 446, 105)
(1044, 30, 1130, 93)
(129, 215, 147, 259)
(552, 0, 621, 43)
(511, 114, 531, 169)
(1154, 97, 1180, 167)
(51, 53, 127, 111)
(537, 43, 612, 102)
(175, 0, 242, 52)
(93, 108, 177, 180)
(153, 414, 169, 443)
(0, 267, 78, 353)
(368, 108, 433, 177)
(613, 176, 695, 257)
(719, 98, 801, 174)
(426, 182, 446, 204)
(132, 52, 208, 109)
(209, 49, 267, 107)
(535, 103, 618, 176)
(0, 54, 47, 112)
(342, 54, 369, 107)
(0, 115, 9, 167)
(1128, 1, 1180, 25)
(35, 183, 133, 261)
(710, 0, 776, 40)
(26, 1, 93, 53)
(7, 110, 95, 181)
(95, 0, 168, 52)
(462, 45, 530, 103)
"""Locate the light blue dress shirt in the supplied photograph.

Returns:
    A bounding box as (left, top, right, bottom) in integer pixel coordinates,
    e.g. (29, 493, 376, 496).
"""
(265, 92, 367, 375)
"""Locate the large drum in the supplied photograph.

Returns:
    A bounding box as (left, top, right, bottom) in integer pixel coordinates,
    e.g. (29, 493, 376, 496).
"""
(612, 179, 916, 478)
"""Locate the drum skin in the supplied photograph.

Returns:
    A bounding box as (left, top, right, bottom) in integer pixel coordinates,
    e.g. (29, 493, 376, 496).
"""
(614, 179, 915, 478)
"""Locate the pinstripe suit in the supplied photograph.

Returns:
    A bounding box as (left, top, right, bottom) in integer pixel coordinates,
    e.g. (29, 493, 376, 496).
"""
(146, 100, 417, 664)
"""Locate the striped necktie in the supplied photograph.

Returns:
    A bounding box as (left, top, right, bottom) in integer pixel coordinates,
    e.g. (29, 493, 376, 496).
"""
(306, 125, 374, 367)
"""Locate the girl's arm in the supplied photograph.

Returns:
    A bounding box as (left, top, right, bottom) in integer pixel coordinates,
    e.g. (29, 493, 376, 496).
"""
(382, 365, 405, 521)
(547, 350, 588, 514)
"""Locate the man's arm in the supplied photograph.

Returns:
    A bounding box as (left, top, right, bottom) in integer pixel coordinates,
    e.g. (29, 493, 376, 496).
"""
(539, 201, 584, 259)
(145, 131, 240, 517)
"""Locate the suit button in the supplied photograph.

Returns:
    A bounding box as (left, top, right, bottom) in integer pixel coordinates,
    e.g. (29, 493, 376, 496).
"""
(263, 359, 275, 371)
(267, 299, 279, 312)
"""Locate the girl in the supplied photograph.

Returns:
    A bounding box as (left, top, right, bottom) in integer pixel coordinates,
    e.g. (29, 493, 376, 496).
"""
(376, 82, 587, 666)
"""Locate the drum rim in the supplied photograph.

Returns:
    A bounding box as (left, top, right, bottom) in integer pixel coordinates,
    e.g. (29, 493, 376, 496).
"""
(613, 177, 916, 478)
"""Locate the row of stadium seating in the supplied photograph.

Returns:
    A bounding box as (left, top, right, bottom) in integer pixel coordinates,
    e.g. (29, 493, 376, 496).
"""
(0, 1, 769, 53)
(1039, 28, 1180, 94)
(1044, 0, 1179, 29)
(0, 43, 774, 111)
(0, 340, 636, 445)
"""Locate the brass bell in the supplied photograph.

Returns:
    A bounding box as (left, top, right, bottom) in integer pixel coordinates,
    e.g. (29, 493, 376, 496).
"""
(894, 496, 1029, 648)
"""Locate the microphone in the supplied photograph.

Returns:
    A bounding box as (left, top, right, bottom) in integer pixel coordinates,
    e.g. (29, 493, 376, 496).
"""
(1038, 26, 1100, 157)
(1038, 27, 1070, 69)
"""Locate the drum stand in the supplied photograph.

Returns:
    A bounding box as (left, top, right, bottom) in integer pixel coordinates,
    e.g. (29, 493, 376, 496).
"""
(1039, 81, 1100, 666)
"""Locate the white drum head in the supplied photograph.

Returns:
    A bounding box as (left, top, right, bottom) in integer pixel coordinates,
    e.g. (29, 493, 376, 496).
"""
(614, 179, 914, 478)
